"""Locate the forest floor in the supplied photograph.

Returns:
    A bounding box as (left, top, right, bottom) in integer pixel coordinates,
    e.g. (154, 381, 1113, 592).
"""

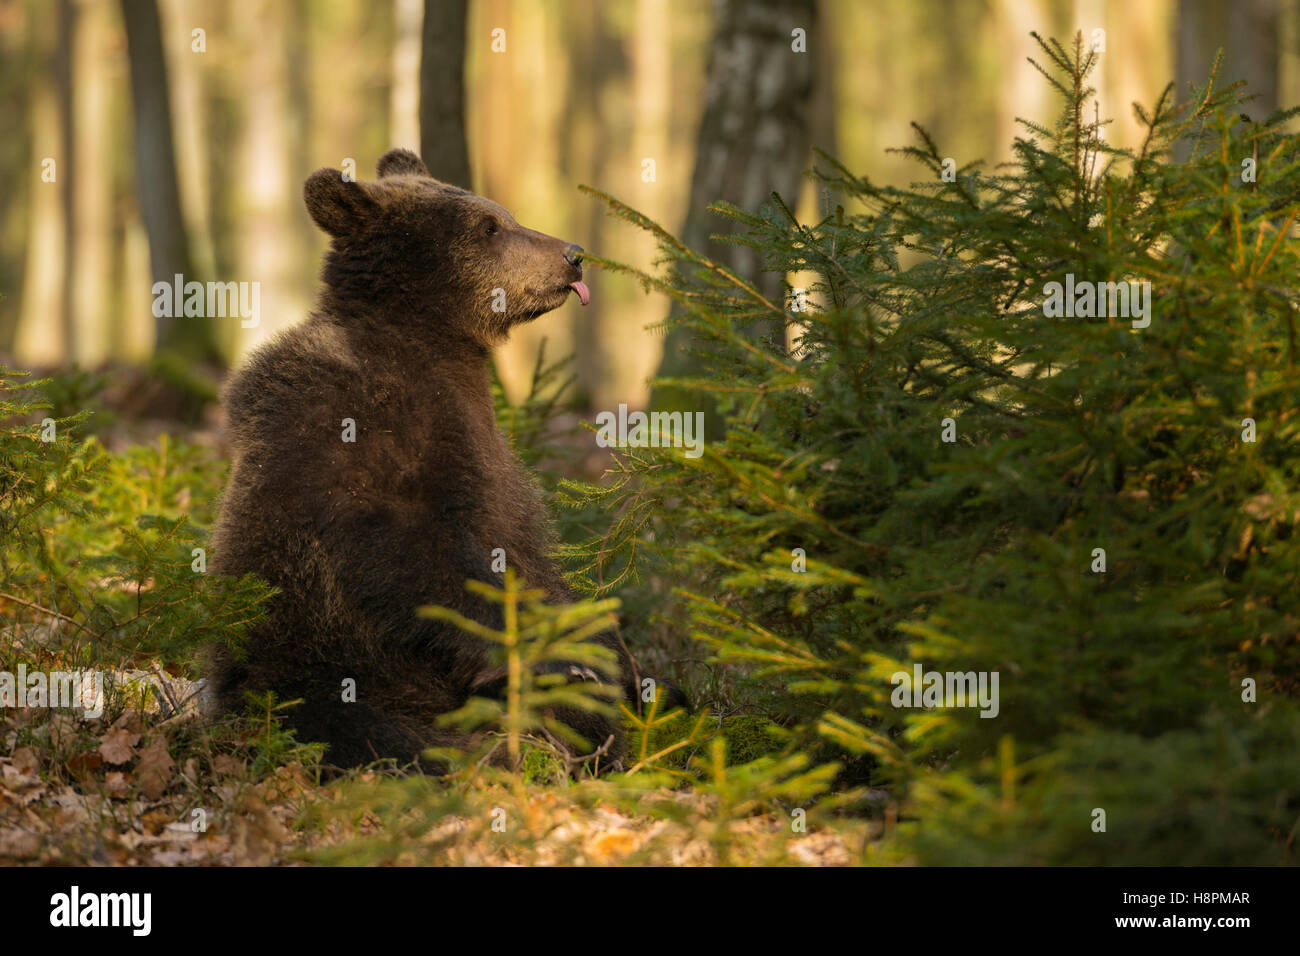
(0, 689, 877, 866)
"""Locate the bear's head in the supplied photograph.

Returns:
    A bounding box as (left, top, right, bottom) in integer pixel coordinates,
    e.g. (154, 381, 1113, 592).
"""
(303, 149, 587, 346)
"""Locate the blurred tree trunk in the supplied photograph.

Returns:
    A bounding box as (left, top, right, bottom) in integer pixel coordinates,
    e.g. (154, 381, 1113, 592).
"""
(1177, 0, 1278, 119)
(391, 0, 423, 149)
(232, 0, 304, 354)
(566, 0, 637, 406)
(120, 0, 216, 359)
(419, 0, 472, 188)
(57, 0, 75, 360)
(652, 0, 817, 411)
(73, 0, 111, 363)
(286, 0, 316, 263)
(808, 0, 837, 164)
(0, 4, 38, 353)
(995, 0, 1054, 164)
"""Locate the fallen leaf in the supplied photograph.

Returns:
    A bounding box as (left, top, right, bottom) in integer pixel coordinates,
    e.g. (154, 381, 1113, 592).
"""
(141, 807, 174, 835)
(0, 828, 40, 860)
(212, 754, 246, 778)
(136, 737, 175, 800)
(44, 713, 77, 749)
(99, 727, 139, 765)
(10, 747, 38, 775)
(66, 751, 104, 780)
(0, 764, 40, 794)
(110, 710, 144, 736)
(104, 771, 131, 797)
(231, 794, 288, 865)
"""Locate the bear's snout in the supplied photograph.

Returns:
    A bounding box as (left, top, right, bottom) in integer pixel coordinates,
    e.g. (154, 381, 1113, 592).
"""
(561, 244, 589, 305)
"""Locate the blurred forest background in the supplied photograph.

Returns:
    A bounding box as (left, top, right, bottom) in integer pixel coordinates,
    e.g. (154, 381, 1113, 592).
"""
(0, 0, 1294, 410)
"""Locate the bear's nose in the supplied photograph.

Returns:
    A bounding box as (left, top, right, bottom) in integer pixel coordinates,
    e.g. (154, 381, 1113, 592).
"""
(563, 244, 584, 266)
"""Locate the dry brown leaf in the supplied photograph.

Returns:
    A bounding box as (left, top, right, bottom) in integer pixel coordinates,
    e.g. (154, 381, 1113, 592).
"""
(110, 710, 144, 735)
(0, 828, 40, 860)
(44, 713, 77, 749)
(1, 762, 41, 795)
(212, 754, 246, 778)
(99, 727, 139, 765)
(141, 807, 174, 835)
(230, 794, 288, 865)
(66, 751, 103, 780)
(135, 737, 175, 800)
(10, 747, 38, 775)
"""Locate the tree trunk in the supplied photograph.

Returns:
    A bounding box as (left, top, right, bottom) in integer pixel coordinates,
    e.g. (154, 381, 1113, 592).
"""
(232, 0, 303, 355)
(119, 0, 214, 358)
(1177, 0, 1278, 120)
(652, 0, 817, 409)
(391, 0, 423, 150)
(419, 0, 472, 188)
(564, 0, 638, 407)
(57, 0, 76, 361)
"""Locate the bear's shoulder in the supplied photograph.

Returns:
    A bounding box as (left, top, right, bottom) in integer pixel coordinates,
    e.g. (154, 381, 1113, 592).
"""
(221, 317, 361, 448)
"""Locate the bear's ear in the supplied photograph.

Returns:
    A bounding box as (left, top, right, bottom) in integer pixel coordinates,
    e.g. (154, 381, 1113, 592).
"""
(376, 148, 430, 179)
(303, 168, 380, 238)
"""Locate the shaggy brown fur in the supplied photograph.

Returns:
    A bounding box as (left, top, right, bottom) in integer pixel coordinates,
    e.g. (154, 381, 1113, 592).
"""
(208, 149, 662, 769)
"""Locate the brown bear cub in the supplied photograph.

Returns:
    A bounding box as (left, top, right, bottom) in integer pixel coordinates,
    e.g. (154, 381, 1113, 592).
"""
(209, 149, 670, 769)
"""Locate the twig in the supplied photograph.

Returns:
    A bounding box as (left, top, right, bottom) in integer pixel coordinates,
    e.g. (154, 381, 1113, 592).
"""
(0, 591, 100, 639)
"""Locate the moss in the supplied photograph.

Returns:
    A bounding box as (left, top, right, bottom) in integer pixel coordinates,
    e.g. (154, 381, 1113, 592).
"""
(621, 711, 787, 772)
(719, 715, 786, 765)
(521, 744, 567, 786)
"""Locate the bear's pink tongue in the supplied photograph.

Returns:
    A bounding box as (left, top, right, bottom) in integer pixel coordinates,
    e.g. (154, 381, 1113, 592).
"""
(569, 280, 590, 306)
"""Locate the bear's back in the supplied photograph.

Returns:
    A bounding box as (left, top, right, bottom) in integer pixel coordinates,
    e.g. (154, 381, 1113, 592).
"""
(212, 315, 567, 618)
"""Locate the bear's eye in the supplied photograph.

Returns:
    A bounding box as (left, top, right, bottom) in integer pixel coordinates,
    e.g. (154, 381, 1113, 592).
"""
(483, 219, 499, 238)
